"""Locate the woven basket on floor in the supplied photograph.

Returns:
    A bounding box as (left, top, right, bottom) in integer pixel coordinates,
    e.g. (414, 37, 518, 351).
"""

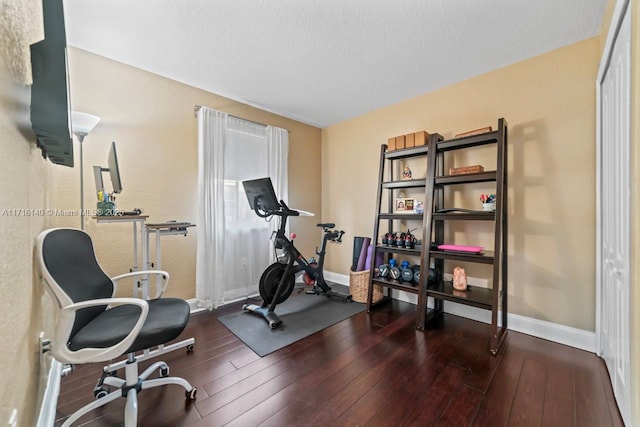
(350, 270, 383, 304)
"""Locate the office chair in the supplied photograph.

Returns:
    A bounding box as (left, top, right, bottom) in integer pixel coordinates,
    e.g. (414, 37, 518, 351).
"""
(37, 228, 197, 427)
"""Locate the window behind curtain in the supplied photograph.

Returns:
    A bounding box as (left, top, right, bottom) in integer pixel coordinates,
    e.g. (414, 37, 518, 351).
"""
(222, 118, 271, 300)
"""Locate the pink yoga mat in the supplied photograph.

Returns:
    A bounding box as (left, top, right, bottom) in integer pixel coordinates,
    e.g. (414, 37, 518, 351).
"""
(437, 244, 484, 254)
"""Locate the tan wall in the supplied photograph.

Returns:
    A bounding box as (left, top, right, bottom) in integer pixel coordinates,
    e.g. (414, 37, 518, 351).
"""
(322, 37, 600, 331)
(0, 67, 53, 426)
(60, 48, 322, 300)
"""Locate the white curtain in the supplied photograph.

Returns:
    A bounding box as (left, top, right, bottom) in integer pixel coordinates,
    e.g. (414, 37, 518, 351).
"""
(196, 107, 227, 309)
(266, 126, 289, 264)
(196, 107, 289, 309)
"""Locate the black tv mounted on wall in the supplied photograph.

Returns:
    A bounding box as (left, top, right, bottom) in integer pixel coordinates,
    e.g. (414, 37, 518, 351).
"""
(29, 0, 74, 167)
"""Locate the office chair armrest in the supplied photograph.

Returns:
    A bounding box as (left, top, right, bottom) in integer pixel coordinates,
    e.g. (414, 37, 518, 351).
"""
(111, 270, 171, 299)
(55, 297, 150, 364)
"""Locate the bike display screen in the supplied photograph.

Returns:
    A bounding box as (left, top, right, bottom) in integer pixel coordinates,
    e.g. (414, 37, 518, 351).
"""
(242, 177, 281, 212)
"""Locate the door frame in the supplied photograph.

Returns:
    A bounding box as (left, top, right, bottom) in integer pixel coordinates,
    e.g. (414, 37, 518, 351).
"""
(595, 0, 632, 424)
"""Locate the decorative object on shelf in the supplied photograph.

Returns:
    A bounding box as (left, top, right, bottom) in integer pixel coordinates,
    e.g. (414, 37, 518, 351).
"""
(414, 200, 424, 214)
(402, 164, 412, 180)
(480, 193, 496, 211)
(395, 198, 414, 212)
(455, 126, 492, 138)
(452, 266, 468, 291)
(448, 165, 484, 176)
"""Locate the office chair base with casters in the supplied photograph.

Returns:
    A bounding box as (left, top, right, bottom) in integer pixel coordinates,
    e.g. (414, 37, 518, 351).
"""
(63, 354, 196, 427)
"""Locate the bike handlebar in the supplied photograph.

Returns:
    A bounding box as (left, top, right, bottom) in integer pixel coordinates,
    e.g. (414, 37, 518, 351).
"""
(279, 200, 299, 217)
(326, 230, 345, 243)
(253, 199, 299, 218)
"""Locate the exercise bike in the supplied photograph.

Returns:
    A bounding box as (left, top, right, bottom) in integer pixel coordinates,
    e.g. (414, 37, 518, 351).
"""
(242, 178, 352, 328)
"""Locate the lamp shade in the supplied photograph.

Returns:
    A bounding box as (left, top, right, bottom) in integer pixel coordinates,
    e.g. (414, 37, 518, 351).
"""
(71, 111, 101, 137)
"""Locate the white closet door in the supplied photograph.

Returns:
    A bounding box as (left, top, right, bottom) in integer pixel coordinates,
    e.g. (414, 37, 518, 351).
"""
(598, 2, 631, 424)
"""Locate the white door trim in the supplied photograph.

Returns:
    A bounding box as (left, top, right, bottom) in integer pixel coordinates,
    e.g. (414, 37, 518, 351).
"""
(595, 0, 632, 424)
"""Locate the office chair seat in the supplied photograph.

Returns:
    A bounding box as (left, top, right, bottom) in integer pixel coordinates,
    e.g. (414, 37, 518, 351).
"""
(69, 298, 190, 353)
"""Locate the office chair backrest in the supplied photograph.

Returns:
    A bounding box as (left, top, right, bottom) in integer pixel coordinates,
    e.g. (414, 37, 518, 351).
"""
(38, 228, 114, 338)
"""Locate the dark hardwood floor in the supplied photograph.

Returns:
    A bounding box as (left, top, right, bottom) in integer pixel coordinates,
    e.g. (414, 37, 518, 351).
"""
(55, 299, 624, 426)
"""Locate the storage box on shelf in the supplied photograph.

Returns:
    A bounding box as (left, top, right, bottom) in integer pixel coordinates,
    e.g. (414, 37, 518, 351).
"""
(385, 131, 430, 151)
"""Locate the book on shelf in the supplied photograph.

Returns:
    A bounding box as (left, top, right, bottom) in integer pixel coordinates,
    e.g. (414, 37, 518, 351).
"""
(454, 126, 492, 138)
(448, 165, 484, 176)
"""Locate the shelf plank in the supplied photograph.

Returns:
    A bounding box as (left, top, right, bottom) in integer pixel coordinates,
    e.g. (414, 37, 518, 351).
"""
(432, 211, 495, 221)
(375, 245, 422, 255)
(379, 213, 424, 221)
(382, 179, 427, 189)
(435, 171, 497, 185)
(385, 145, 429, 159)
(428, 250, 495, 264)
(437, 130, 498, 152)
(426, 281, 494, 309)
(372, 278, 419, 294)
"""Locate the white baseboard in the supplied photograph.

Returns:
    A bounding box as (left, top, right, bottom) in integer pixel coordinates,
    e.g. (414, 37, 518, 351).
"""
(187, 298, 207, 314)
(37, 359, 62, 427)
(327, 270, 596, 353)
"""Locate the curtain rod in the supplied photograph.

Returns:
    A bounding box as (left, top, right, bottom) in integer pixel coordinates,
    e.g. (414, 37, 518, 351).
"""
(193, 105, 290, 133)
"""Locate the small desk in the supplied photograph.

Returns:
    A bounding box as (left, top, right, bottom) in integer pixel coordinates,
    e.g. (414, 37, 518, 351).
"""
(145, 222, 196, 296)
(93, 215, 150, 298)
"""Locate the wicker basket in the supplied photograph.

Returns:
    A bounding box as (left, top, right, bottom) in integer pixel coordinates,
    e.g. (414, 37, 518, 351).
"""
(350, 270, 383, 304)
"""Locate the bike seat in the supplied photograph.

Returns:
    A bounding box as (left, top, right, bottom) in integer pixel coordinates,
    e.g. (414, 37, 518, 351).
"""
(317, 223, 335, 229)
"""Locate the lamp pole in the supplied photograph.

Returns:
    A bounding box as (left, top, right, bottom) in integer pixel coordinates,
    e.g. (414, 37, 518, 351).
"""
(77, 133, 86, 229)
(71, 111, 101, 230)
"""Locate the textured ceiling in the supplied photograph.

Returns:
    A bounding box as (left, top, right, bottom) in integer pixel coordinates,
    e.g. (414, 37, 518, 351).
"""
(64, 0, 607, 128)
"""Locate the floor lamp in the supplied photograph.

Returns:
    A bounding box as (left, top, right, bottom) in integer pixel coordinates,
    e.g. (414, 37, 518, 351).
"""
(71, 111, 101, 230)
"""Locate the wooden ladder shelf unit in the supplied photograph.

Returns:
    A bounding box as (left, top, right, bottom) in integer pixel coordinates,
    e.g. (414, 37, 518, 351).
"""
(366, 144, 430, 309)
(419, 118, 508, 355)
(367, 118, 508, 355)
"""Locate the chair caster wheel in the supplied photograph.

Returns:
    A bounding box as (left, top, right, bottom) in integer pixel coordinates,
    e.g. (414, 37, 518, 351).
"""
(186, 344, 194, 353)
(186, 388, 197, 400)
(159, 366, 169, 377)
(94, 387, 110, 399)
